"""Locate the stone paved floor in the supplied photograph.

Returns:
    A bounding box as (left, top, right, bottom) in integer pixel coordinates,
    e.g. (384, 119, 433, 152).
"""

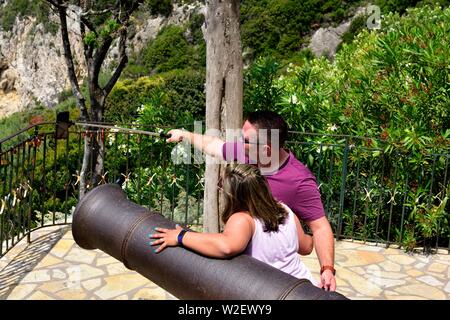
(1, 225, 449, 300)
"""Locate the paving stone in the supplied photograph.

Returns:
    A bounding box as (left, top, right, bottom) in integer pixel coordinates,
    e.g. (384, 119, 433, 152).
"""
(425, 271, 447, 281)
(3, 225, 450, 301)
(62, 230, 74, 239)
(417, 275, 444, 287)
(55, 288, 87, 300)
(73, 264, 105, 282)
(133, 287, 168, 300)
(82, 278, 103, 291)
(378, 260, 401, 272)
(386, 295, 424, 300)
(383, 290, 399, 296)
(336, 242, 362, 250)
(64, 247, 97, 264)
(165, 292, 178, 300)
(51, 269, 67, 280)
(351, 267, 366, 275)
(427, 262, 447, 273)
(394, 284, 446, 300)
(382, 248, 401, 255)
(444, 281, 450, 294)
(0, 261, 8, 270)
(415, 256, 431, 263)
(386, 254, 416, 265)
(39, 280, 67, 293)
(334, 253, 347, 262)
(437, 255, 450, 262)
(106, 263, 129, 276)
(406, 269, 424, 277)
(336, 286, 354, 293)
(6, 284, 37, 300)
(96, 256, 120, 267)
(36, 255, 63, 268)
(94, 274, 151, 300)
(339, 251, 385, 267)
(366, 277, 406, 288)
(336, 278, 350, 287)
(365, 270, 408, 280)
(21, 270, 51, 283)
(414, 262, 426, 269)
(51, 239, 74, 258)
(356, 245, 384, 252)
(26, 291, 55, 300)
(337, 268, 383, 297)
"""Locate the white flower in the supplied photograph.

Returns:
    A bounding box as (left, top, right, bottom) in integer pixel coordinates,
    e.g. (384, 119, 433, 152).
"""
(291, 94, 298, 105)
(108, 133, 116, 146)
(137, 104, 145, 114)
(327, 124, 338, 132)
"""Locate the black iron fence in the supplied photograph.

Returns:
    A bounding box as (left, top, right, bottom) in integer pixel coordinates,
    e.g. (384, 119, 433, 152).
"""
(287, 132, 449, 253)
(0, 121, 203, 258)
(0, 122, 449, 259)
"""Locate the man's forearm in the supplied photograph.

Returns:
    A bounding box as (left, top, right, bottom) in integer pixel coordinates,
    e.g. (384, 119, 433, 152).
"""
(182, 131, 224, 158)
(311, 223, 335, 268)
(306, 217, 335, 268)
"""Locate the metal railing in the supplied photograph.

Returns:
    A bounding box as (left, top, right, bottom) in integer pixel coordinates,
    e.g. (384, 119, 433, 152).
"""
(0, 121, 203, 258)
(286, 131, 449, 253)
(0, 122, 449, 259)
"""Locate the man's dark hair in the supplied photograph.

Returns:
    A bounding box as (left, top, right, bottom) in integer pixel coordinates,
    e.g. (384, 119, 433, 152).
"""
(245, 110, 289, 147)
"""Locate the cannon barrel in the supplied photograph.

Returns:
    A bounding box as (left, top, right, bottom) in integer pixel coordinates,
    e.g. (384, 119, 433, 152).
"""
(72, 184, 348, 300)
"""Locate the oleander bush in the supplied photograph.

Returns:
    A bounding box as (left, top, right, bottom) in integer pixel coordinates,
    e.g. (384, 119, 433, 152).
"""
(244, 5, 450, 252)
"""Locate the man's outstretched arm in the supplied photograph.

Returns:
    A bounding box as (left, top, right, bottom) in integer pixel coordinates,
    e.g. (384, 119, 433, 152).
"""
(167, 129, 224, 159)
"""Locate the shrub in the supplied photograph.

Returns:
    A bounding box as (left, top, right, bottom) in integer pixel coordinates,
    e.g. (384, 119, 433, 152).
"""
(243, 5, 450, 251)
(105, 68, 205, 123)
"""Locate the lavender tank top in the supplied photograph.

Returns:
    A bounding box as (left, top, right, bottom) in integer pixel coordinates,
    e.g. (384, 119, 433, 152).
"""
(243, 204, 317, 285)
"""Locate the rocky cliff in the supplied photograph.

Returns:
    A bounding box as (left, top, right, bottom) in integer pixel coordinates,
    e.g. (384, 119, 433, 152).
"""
(0, 2, 204, 119)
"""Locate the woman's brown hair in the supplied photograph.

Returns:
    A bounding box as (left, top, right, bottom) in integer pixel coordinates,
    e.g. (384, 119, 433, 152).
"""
(220, 163, 287, 232)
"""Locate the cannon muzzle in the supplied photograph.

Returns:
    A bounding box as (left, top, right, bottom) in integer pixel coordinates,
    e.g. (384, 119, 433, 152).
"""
(72, 183, 348, 300)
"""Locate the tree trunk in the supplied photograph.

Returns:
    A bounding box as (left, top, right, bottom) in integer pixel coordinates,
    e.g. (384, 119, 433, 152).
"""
(204, 0, 243, 232)
(49, 0, 136, 199)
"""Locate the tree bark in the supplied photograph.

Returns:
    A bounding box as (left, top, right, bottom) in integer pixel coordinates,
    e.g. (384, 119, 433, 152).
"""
(49, 0, 138, 198)
(204, 0, 243, 232)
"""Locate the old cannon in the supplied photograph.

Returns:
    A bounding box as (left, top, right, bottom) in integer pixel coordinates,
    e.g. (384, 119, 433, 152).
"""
(72, 183, 348, 300)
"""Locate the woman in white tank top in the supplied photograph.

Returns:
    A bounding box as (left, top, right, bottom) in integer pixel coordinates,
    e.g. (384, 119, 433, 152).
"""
(150, 163, 318, 286)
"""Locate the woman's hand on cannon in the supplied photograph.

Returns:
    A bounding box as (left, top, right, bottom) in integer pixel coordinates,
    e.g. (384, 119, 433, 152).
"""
(149, 225, 184, 253)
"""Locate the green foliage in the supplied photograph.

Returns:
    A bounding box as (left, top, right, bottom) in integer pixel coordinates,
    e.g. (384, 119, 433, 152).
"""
(261, 5, 450, 151)
(240, 0, 363, 60)
(338, 13, 369, 49)
(124, 14, 205, 78)
(403, 185, 449, 253)
(243, 56, 285, 115)
(243, 5, 449, 250)
(1, 0, 34, 31)
(375, 0, 450, 15)
(145, 0, 173, 17)
(83, 18, 121, 48)
(0, 0, 59, 35)
(142, 25, 196, 73)
(105, 68, 205, 123)
(83, 31, 98, 47)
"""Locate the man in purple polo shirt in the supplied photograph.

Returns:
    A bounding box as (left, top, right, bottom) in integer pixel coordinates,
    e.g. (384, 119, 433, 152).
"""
(167, 111, 337, 291)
